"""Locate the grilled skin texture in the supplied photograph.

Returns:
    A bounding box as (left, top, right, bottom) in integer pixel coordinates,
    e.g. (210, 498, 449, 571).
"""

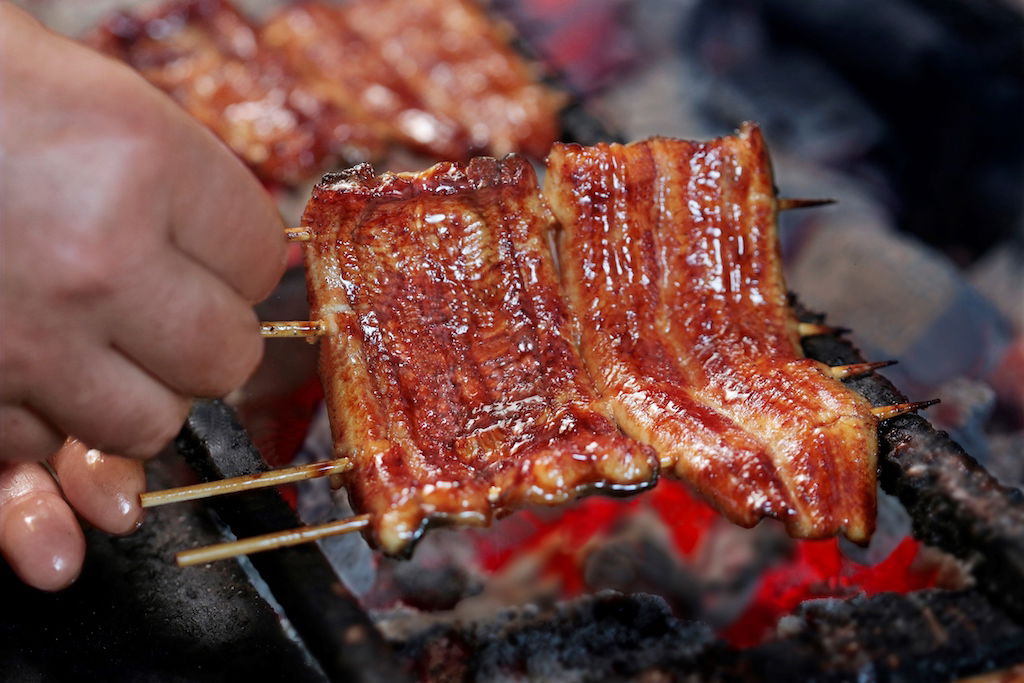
(261, 1, 470, 161)
(302, 157, 657, 554)
(91, 0, 382, 184)
(545, 124, 878, 542)
(340, 0, 564, 159)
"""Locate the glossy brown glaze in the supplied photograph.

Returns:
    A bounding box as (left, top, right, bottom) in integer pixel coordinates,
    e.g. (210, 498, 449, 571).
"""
(302, 156, 657, 554)
(341, 0, 564, 159)
(262, 1, 470, 160)
(90, 0, 382, 184)
(546, 124, 877, 542)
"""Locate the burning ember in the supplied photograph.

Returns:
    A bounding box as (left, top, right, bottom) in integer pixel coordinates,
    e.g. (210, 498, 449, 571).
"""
(336, 477, 941, 649)
(472, 482, 941, 648)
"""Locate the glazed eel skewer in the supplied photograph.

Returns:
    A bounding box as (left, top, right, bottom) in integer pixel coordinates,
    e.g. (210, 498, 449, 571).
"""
(151, 128, 936, 566)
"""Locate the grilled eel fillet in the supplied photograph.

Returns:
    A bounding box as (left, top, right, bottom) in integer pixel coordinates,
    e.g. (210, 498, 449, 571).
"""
(337, 0, 565, 159)
(90, 0, 383, 184)
(261, 1, 471, 161)
(93, 0, 562, 179)
(302, 156, 657, 554)
(545, 123, 877, 542)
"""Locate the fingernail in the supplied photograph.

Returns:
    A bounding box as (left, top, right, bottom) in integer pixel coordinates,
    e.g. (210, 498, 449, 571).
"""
(57, 448, 146, 536)
(83, 450, 146, 535)
(1, 493, 85, 591)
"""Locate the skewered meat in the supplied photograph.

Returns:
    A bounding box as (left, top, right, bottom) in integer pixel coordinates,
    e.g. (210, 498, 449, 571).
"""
(545, 124, 877, 543)
(90, 0, 383, 184)
(339, 0, 565, 159)
(261, 1, 470, 161)
(90, 0, 563, 182)
(299, 125, 879, 554)
(301, 157, 658, 554)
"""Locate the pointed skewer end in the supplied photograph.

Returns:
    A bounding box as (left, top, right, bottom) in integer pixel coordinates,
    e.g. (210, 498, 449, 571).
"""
(830, 360, 898, 380)
(872, 399, 940, 421)
(779, 197, 836, 211)
(799, 322, 849, 337)
(285, 226, 312, 242)
(260, 320, 325, 338)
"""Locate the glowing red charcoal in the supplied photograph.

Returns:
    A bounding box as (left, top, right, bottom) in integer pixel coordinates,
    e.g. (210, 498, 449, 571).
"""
(472, 480, 939, 648)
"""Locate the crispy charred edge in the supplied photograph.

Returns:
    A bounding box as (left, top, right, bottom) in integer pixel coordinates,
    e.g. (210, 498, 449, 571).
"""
(313, 155, 536, 205)
(549, 121, 765, 171)
(385, 475, 661, 559)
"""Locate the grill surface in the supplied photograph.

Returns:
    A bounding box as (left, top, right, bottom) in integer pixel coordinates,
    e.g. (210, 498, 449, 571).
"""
(799, 306, 1024, 624)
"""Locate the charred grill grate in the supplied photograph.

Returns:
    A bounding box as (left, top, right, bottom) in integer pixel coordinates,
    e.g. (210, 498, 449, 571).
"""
(798, 305, 1024, 625)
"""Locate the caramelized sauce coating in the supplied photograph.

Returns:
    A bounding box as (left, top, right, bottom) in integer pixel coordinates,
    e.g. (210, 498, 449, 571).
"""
(546, 124, 877, 542)
(261, 1, 470, 161)
(302, 156, 657, 554)
(91, 0, 382, 184)
(340, 0, 565, 159)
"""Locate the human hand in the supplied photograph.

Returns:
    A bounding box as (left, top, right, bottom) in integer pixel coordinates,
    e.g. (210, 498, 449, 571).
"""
(0, 440, 145, 590)
(0, 3, 287, 588)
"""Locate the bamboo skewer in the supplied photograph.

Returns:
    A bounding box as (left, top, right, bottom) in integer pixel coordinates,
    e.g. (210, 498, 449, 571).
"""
(163, 397, 937, 565)
(778, 198, 836, 211)
(171, 391, 934, 565)
(799, 322, 848, 337)
(285, 225, 312, 242)
(265, 321, 842, 340)
(176, 514, 371, 567)
(141, 459, 352, 508)
(285, 197, 826, 244)
(871, 399, 940, 421)
(829, 360, 897, 380)
(260, 320, 325, 338)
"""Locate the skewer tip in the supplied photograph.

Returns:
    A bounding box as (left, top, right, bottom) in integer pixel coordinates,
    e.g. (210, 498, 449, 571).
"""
(260, 320, 325, 338)
(830, 360, 898, 380)
(778, 197, 836, 211)
(799, 322, 849, 337)
(285, 226, 312, 242)
(872, 399, 940, 421)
